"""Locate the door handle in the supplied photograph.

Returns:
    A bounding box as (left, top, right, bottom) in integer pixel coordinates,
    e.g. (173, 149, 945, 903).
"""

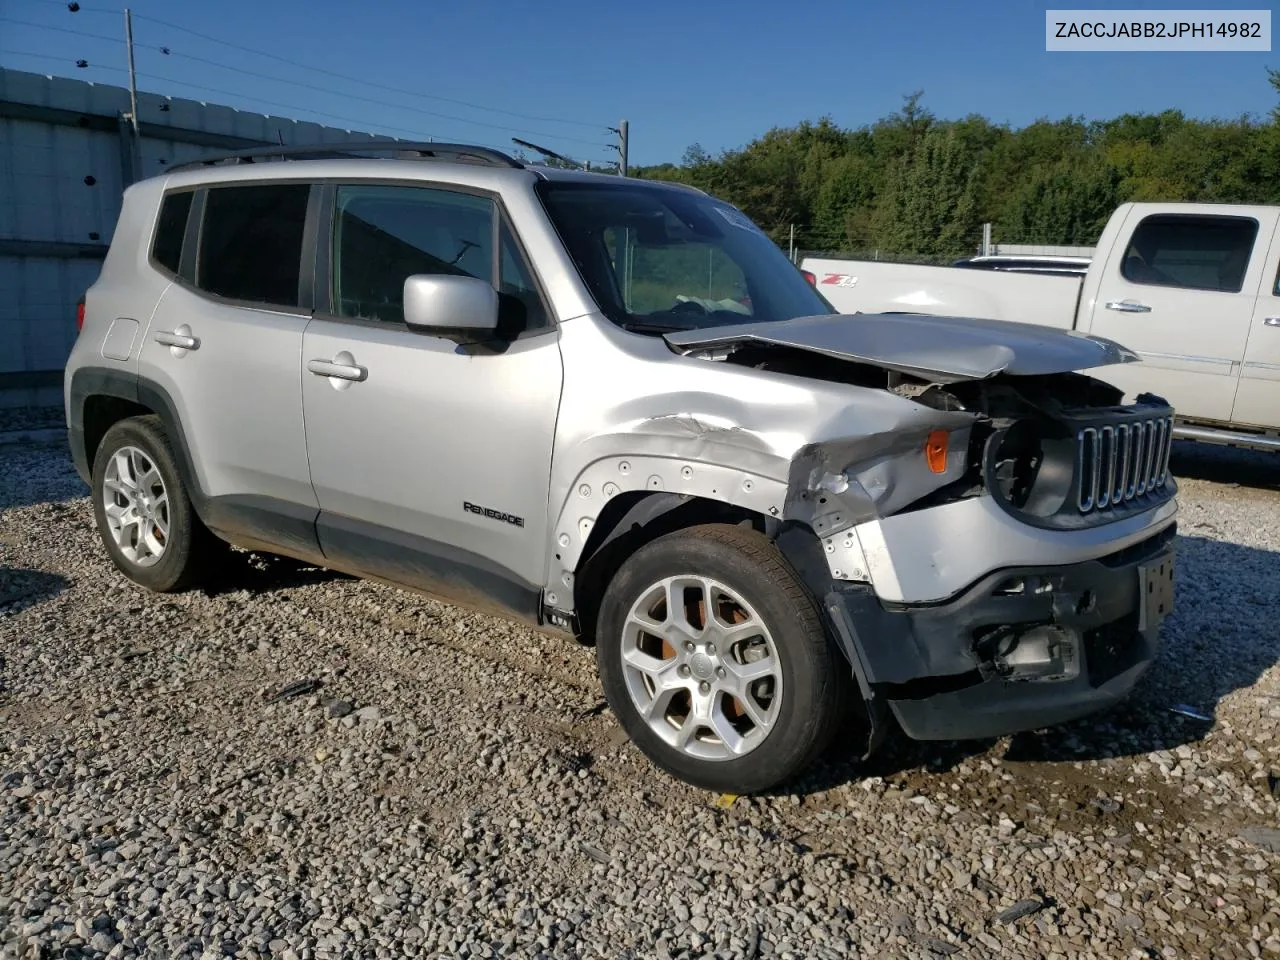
(307, 358, 367, 382)
(154, 329, 199, 349)
(1264, 317, 1280, 327)
(1105, 299, 1152, 313)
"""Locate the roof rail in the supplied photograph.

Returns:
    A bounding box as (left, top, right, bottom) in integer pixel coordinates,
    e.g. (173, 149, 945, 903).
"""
(168, 141, 524, 173)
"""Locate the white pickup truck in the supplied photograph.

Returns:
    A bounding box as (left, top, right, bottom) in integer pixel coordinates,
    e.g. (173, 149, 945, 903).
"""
(803, 202, 1280, 452)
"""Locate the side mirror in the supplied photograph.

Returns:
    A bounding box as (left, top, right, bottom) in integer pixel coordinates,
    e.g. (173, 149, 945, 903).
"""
(403, 274, 498, 335)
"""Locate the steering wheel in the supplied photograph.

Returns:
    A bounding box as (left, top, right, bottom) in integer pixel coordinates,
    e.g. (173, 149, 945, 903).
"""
(669, 298, 709, 314)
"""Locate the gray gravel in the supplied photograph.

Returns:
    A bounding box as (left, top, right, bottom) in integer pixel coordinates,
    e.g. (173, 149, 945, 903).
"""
(3, 438, 1279, 959)
(0, 405, 64, 438)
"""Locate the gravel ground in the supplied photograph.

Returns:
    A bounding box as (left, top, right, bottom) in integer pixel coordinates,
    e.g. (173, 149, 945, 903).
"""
(2, 438, 1279, 960)
(0, 406, 64, 438)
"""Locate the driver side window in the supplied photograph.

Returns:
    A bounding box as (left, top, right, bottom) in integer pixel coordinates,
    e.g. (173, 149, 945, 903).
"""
(332, 184, 494, 325)
(1120, 214, 1258, 294)
(602, 226, 752, 317)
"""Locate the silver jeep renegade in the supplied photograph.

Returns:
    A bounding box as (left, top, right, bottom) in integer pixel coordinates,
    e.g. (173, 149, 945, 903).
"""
(65, 143, 1178, 793)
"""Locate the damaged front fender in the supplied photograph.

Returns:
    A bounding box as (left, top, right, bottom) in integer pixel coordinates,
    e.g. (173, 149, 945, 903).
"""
(543, 316, 983, 616)
(781, 417, 975, 539)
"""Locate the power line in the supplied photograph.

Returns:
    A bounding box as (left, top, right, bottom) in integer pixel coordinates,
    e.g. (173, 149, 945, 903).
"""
(21, 0, 611, 129)
(129, 71, 612, 162)
(1, 47, 618, 164)
(131, 70, 612, 161)
(2, 15, 612, 149)
(0, 49, 431, 141)
(132, 12, 611, 129)
(0, 49, 127, 74)
(136, 71, 468, 141)
(148, 46, 611, 149)
(0, 15, 122, 45)
(28, 0, 118, 11)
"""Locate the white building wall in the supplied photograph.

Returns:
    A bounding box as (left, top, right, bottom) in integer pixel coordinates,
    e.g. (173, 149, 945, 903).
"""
(0, 67, 399, 407)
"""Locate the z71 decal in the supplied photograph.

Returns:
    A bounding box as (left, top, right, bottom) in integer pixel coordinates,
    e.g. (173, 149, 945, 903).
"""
(821, 273, 859, 288)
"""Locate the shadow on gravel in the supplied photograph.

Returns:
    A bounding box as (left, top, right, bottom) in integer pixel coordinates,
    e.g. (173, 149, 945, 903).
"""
(200, 550, 353, 597)
(1004, 532, 1279, 765)
(1169, 441, 1280, 492)
(0, 443, 88, 511)
(773, 532, 1280, 797)
(780, 732, 997, 799)
(0, 567, 69, 616)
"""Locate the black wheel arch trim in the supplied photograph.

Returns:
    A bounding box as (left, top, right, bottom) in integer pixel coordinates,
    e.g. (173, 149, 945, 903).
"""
(68, 366, 323, 554)
(69, 366, 202, 507)
(68, 366, 141, 485)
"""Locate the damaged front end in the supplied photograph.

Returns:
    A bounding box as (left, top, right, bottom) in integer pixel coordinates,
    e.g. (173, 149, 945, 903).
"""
(821, 523, 1175, 741)
(668, 315, 1179, 745)
(802, 373, 1176, 742)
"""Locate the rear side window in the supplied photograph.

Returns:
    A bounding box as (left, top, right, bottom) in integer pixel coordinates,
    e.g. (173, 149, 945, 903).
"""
(151, 191, 192, 275)
(1120, 214, 1258, 294)
(195, 184, 310, 307)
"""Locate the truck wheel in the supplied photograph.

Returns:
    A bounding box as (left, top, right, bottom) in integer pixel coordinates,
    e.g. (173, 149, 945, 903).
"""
(90, 415, 220, 592)
(595, 523, 847, 794)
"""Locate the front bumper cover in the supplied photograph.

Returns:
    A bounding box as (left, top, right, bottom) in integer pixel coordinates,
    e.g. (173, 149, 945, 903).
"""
(825, 524, 1176, 741)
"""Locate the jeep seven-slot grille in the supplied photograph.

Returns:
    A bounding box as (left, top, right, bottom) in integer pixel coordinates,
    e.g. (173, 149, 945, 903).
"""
(1076, 415, 1174, 513)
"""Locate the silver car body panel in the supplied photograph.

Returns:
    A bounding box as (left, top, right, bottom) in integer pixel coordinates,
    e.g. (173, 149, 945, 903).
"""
(851, 493, 1179, 605)
(666, 312, 1140, 384)
(138, 281, 316, 510)
(301, 317, 563, 592)
(542, 311, 977, 609)
(67, 157, 1176, 628)
(63, 177, 171, 406)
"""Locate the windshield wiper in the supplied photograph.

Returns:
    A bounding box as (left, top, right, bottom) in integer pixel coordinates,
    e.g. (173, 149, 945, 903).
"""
(619, 319, 691, 335)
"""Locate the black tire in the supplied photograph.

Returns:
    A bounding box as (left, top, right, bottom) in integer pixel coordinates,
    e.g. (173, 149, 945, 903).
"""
(595, 523, 849, 794)
(89, 415, 220, 592)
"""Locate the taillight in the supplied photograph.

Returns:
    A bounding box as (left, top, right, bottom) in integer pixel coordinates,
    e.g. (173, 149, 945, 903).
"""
(801, 269, 816, 286)
(76, 298, 85, 331)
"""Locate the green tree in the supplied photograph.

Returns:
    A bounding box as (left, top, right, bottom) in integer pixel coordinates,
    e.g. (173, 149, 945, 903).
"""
(1000, 155, 1121, 244)
(629, 72, 1280, 259)
(874, 126, 981, 258)
(812, 152, 877, 246)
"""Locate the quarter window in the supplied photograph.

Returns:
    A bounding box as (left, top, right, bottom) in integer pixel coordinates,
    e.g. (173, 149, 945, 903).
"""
(332, 184, 495, 325)
(499, 220, 548, 330)
(195, 183, 310, 307)
(151, 190, 193, 275)
(1120, 214, 1258, 294)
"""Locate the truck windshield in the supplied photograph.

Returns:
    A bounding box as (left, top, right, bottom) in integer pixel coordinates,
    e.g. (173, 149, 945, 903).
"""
(535, 180, 833, 333)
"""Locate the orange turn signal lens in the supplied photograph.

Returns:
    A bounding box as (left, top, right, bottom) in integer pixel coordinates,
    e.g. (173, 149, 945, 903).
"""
(925, 430, 949, 473)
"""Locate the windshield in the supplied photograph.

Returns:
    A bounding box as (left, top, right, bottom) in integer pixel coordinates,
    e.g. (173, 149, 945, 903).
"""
(535, 180, 833, 333)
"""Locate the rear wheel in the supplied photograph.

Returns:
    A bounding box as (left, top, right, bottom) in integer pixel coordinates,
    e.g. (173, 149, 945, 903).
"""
(90, 416, 221, 592)
(595, 523, 848, 794)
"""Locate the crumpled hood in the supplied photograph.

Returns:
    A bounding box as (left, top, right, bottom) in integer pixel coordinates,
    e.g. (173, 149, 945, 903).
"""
(664, 312, 1139, 384)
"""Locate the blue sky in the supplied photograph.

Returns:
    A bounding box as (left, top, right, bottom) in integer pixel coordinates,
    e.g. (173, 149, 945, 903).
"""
(1, 0, 1276, 166)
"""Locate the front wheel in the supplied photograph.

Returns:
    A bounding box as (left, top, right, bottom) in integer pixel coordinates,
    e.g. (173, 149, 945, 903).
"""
(595, 524, 848, 794)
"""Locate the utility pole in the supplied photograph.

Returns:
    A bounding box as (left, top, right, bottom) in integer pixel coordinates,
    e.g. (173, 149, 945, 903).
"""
(981, 222, 992, 257)
(788, 224, 796, 263)
(123, 8, 139, 137)
(608, 120, 629, 176)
